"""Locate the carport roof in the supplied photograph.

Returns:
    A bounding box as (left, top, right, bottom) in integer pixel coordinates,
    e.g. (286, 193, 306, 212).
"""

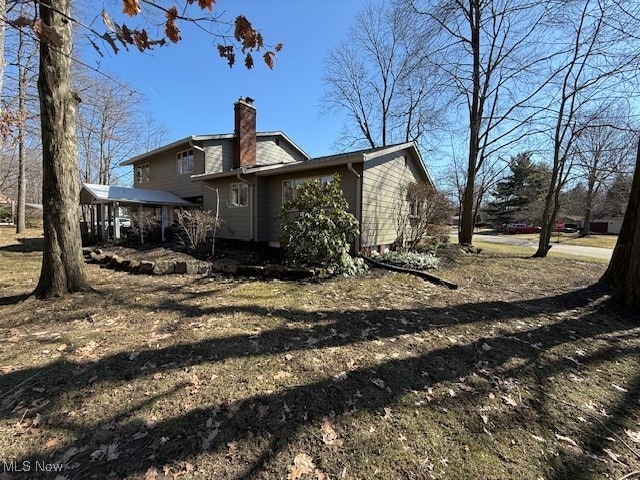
(80, 184, 194, 207)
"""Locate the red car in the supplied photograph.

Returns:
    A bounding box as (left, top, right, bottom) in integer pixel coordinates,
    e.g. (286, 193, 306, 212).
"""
(506, 223, 541, 234)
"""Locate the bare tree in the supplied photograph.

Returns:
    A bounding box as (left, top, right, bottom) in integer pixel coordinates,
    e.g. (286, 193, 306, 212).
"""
(395, 181, 453, 251)
(7, 1, 279, 299)
(601, 135, 640, 309)
(75, 73, 164, 186)
(322, 2, 445, 150)
(571, 106, 635, 235)
(533, 0, 640, 257)
(408, 0, 554, 246)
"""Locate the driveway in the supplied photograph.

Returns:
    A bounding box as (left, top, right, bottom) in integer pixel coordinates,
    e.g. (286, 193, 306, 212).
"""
(467, 234, 613, 260)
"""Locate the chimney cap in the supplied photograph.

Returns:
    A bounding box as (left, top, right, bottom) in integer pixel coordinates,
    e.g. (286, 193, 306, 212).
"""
(237, 96, 254, 105)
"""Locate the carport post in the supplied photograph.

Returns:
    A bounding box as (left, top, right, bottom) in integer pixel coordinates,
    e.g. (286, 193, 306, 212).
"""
(161, 205, 169, 242)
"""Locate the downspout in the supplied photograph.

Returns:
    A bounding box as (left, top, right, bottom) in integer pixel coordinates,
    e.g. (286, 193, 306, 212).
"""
(348, 161, 362, 252)
(188, 137, 205, 152)
(236, 171, 254, 241)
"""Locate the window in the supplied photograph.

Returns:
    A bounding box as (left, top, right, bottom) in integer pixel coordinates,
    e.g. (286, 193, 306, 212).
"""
(135, 163, 149, 183)
(282, 175, 334, 203)
(176, 149, 194, 175)
(230, 182, 248, 207)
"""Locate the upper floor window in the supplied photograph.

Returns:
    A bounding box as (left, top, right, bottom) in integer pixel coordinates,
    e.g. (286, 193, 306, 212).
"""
(282, 175, 334, 204)
(230, 182, 249, 207)
(135, 163, 149, 183)
(177, 149, 194, 175)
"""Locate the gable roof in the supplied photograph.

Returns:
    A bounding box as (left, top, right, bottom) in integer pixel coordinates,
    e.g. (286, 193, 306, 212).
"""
(80, 183, 195, 206)
(190, 142, 433, 185)
(120, 131, 309, 166)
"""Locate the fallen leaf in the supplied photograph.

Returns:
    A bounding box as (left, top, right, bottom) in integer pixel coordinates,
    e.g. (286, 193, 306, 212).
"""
(501, 395, 517, 407)
(333, 371, 347, 382)
(603, 448, 623, 464)
(45, 437, 60, 449)
(625, 430, 640, 443)
(321, 420, 344, 448)
(371, 378, 386, 389)
(144, 467, 158, 480)
(202, 429, 219, 450)
(555, 434, 578, 448)
(288, 453, 315, 480)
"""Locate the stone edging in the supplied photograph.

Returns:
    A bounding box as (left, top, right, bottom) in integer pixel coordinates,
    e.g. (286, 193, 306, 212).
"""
(83, 248, 315, 280)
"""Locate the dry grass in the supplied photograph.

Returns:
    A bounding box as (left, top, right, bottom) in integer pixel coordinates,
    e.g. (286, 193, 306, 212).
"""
(508, 232, 618, 249)
(1, 225, 639, 480)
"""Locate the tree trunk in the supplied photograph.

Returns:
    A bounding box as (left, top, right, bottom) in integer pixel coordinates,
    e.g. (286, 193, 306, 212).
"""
(600, 135, 640, 309)
(582, 170, 596, 237)
(458, 0, 481, 246)
(33, 0, 91, 298)
(16, 26, 26, 233)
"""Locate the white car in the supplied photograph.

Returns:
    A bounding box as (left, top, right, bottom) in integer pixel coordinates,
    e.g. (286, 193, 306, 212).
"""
(118, 217, 131, 228)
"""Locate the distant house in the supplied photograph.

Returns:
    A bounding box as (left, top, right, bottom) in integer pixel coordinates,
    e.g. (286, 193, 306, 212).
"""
(590, 217, 624, 235)
(106, 97, 433, 251)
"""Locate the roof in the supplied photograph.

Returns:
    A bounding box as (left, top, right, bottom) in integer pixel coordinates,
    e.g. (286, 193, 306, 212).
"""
(120, 131, 310, 166)
(80, 184, 195, 206)
(190, 142, 433, 185)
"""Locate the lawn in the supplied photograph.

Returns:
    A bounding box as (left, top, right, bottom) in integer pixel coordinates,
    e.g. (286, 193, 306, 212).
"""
(502, 232, 618, 249)
(1, 226, 639, 480)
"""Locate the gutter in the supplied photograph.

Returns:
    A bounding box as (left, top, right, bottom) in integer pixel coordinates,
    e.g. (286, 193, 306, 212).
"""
(236, 171, 254, 241)
(348, 161, 362, 252)
(188, 137, 205, 152)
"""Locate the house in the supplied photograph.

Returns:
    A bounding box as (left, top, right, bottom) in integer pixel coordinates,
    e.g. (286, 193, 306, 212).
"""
(114, 97, 434, 252)
(590, 216, 624, 234)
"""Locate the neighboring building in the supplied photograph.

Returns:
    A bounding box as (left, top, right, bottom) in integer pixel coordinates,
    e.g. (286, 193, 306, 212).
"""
(590, 217, 624, 234)
(116, 97, 434, 251)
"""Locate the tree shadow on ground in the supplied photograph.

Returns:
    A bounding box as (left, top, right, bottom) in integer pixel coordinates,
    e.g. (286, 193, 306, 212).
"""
(0, 236, 44, 253)
(1, 284, 639, 479)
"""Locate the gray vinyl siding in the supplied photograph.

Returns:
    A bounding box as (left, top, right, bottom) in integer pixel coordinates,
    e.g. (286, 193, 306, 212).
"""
(256, 136, 306, 166)
(361, 150, 429, 248)
(203, 178, 252, 241)
(263, 164, 360, 244)
(255, 177, 271, 242)
(202, 139, 234, 173)
(132, 144, 204, 199)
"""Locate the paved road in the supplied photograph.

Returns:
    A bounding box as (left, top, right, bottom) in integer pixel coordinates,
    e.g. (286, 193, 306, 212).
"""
(469, 234, 613, 260)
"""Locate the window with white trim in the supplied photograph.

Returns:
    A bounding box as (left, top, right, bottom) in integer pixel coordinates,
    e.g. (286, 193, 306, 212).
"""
(176, 149, 194, 175)
(230, 182, 249, 207)
(135, 163, 149, 183)
(282, 175, 334, 203)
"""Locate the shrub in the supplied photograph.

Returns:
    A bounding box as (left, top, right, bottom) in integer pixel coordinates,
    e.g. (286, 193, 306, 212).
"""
(377, 250, 440, 270)
(129, 210, 161, 243)
(174, 209, 223, 253)
(278, 174, 366, 276)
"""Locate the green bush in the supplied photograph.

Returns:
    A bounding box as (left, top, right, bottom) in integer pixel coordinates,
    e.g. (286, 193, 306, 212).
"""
(278, 174, 366, 276)
(416, 234, 450, 254)
(377, 250, 440, 270)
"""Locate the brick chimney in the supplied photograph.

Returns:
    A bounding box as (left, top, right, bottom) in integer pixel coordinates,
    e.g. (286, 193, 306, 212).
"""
(234, 97, 257, 169)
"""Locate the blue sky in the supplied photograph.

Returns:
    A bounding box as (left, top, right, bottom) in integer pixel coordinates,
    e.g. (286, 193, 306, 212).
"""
(83, 1, 367, 158)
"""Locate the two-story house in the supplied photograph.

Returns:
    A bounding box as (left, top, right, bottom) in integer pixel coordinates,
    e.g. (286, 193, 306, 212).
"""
(82, 97, 434, 252)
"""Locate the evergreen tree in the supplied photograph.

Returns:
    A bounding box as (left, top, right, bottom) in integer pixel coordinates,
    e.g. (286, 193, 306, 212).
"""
(485, 152, 550, 227)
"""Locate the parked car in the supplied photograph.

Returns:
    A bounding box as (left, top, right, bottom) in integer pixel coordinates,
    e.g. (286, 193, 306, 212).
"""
(118, 217, 131, 228)
(506, 223, 541, 234)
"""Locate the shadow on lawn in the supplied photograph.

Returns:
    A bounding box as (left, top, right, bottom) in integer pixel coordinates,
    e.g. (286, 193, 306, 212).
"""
(1, 283, 639, 479)
(0, 236, 44, 253)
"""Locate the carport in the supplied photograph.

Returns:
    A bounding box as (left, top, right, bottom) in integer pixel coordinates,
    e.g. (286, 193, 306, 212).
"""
(79, 183, 195, 242)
